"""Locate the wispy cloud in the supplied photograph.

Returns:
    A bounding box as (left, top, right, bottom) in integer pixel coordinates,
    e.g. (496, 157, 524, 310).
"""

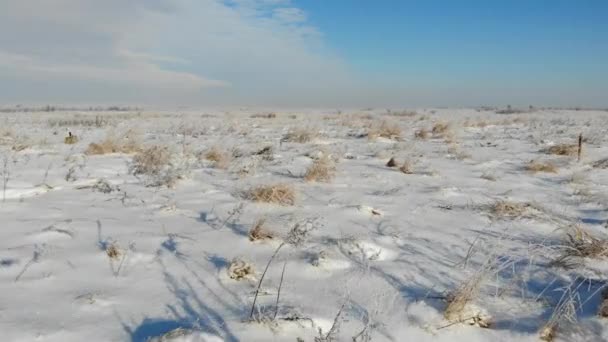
(0, 0, 356, 106)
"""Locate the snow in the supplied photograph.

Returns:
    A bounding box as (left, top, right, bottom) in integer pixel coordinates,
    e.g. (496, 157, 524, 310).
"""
(1, 108, 608, 341)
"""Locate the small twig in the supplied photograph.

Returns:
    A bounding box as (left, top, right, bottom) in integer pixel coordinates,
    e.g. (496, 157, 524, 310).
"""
(250, 242, 285, 319)
(273, 261, 287, 320)
(436, 316, 476, 330)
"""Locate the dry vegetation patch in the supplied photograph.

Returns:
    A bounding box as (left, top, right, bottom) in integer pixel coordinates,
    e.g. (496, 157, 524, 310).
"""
(368, 120, 401, 140)
(304, 156, 335, 182)
(283, 127, 317, 143)
(246, 184, 296, 206)
(204, 146, 231, 169)
(85, 131, 141, 155)
(552, 226, 608, 268)
(227, 258, 255, 281)
(432, 122, 451, 136)
(414, 128, 429, 140)
(525, 160, 558, 173)
(490, 200, 531, 218)
(248, 218, 274, 242)
(543, 144, 578, 156)
(131, 145, 171, 176)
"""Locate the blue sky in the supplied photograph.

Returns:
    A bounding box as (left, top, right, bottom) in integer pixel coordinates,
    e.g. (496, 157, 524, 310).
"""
(297, 0, 608, 91)
(0, 0, 606, 107)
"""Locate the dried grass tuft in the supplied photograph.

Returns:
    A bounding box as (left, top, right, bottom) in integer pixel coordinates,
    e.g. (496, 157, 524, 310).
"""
(414, 128, 429, 140)
(304, 156, 335, 182)
(246, 184, 296, 206)
(552, 226, 608, 269)
(204, 147, 231, 169)
(248, 218, 274, 242)
(227, 258, 255, 280)
(106, 243, 121, 260)
(368, 120, 401, 140)
(490, 200, 530, 218)
(131, 145, 171, 176)
(64, 135, 79, 144)
(543, 144, 578, 156)
(85, 131, 141, 155)
(432, 122, 450, 136)
(283, 127, 317, 143)
(525, 160, 558, 173)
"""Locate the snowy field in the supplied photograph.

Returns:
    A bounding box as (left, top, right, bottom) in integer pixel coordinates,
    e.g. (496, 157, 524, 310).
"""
(1, 108, 608, 342)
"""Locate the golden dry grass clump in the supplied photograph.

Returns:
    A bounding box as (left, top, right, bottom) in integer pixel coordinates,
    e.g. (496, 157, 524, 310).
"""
(85, 131, 141, 155)
(246, 184, 295, 206)
(283, 127, 317, 143)
(248, 218, 274, 242)
(368, 120, 401, 140)
(304, 156, 335, 182)
(555, 226, 608, 266)
(543, 144, 578, 156)
(203, 146, 231, 169)
(490, 200, 530, 218)
(131, 145, 171, 176)
(525, 160, 558, 173)
(432, 122, 451, 136)
(105, 243, 121, 260)
(414, 128, 429, 140)
(64, 135, 79, 144)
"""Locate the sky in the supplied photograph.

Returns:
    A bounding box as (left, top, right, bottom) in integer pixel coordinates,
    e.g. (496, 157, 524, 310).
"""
(0, 0, 606, 108)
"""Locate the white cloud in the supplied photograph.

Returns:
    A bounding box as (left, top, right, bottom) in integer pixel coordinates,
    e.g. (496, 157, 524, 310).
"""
(0, 0, 359, 106)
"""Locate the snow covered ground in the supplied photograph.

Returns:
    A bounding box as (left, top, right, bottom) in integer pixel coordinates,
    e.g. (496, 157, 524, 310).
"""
(1, 108, 608, 341)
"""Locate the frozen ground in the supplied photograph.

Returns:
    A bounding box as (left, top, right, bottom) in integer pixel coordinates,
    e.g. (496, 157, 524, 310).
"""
(1, 108, 608, 341)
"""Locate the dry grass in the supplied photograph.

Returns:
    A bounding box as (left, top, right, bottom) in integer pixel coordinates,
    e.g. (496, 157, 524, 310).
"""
(490, 200, 530, 218)
(414, 128, 429, 140)
(592, 158, 608, 169)
(85, 131, 141, 155)
(204, 147, 231, 169)
(131, 145, 170, 176)
(250, 112, 276, 119)
(304, 156, 335, 182)
(543, 144, 578, 156)
(368, 120, 401, 140)
(283, 127, 317, 143)
(106, 243, 121, 260)
(432, 122, 451, 136)
(599, 288, 608, 318)
(64, 135, 79, 144)
(444, 263, 494, 328)
(248, 218, 274, 242)
(552, 226, 608, 268)
(399, 160, 414, 174)
(525, 160, 558, 173)
(227, 258, 255, 281)
(246, 184, 296, 206)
